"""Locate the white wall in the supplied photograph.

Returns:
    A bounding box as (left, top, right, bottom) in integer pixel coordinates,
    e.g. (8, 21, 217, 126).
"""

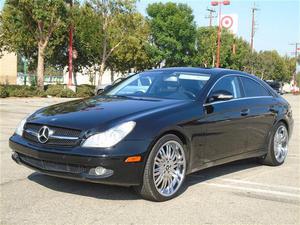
(0, 51, 17, 84)
(63, 67, 123, 86)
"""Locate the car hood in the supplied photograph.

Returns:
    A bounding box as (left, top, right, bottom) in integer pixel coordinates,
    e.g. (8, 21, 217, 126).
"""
(27, 96, 188, 131)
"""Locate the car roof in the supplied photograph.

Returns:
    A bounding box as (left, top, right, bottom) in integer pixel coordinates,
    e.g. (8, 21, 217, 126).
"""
(146, 67, 251, 77)
(148, 67, 276, 97)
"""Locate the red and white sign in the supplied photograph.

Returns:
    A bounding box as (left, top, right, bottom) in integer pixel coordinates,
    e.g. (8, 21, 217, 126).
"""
(221, 14, 238, 34)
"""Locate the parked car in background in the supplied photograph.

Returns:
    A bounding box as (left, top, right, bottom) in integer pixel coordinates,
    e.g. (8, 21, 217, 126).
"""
(10, 67, 293, 201)
(264, 80, 284, 95)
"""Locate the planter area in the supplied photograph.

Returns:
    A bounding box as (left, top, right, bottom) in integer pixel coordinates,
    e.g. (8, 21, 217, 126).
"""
(0, 84, 95, 98)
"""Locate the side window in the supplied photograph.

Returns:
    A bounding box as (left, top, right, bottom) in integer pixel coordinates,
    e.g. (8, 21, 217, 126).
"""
(241, 77, 271, 97)
(116, 77, 151, 95)
(128, 79, 138, 86)
(210, 76, 242, 99)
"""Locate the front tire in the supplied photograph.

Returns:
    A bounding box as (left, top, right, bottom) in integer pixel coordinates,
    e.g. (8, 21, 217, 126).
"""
(260, 122, 289, 166)
(136, 134, 187, 201)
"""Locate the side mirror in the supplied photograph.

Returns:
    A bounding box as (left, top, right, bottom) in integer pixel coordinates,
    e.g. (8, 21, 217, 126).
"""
(208, 90, 233, 103)
(103, 84, 112, 92)
(96, 84, 113, 95)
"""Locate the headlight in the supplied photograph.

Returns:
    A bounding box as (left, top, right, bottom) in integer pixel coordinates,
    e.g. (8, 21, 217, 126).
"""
(82, 121, 136, 148)
(15, 116, 29, 136)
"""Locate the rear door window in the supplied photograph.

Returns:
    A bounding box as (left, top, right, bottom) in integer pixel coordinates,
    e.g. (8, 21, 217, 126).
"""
(241, 77, 271, 97)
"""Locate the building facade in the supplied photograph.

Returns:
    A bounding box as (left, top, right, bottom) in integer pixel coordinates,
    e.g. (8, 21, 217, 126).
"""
(0, 51, 17, 84)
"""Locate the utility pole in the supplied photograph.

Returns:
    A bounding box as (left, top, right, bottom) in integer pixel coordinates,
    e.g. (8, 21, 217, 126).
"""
(250, 3, 259, 52)
(290, 42, 300, 92)
(67, 0, 73, 88)
(205, 8, 217, 27)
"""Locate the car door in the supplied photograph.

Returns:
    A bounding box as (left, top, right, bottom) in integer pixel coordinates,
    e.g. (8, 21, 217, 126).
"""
(239, 76, 276, 152)
(203, 75, 248, 162)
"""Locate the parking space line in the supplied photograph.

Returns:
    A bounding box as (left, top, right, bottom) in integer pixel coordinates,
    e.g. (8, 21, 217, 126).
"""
(287, 154, 300, 158)
(204, 182, 300, 199)
(239, 168, 276, 180)
(219, 178, 300, 192)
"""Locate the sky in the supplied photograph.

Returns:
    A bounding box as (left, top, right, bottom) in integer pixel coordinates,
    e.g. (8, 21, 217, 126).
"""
(137, 0, 300, 56)
(0, 0, 299, 56)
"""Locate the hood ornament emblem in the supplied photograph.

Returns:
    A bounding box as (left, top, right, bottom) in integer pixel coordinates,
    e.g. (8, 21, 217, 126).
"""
(37, 126, 51, 143)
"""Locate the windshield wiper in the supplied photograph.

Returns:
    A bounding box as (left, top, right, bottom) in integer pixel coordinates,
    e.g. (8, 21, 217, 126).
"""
(112, 95, 160, 101)
(111, 95, 133, 99)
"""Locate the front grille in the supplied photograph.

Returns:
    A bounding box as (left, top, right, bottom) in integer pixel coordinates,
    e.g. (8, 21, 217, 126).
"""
(23, 123, 81, 147)
(19, 154, 88, 174)
(25, 123, 81, 137)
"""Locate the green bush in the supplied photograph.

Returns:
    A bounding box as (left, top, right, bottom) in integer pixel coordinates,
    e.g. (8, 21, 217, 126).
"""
(45, 84, 65, 97)
(76, 84, 95, 98)
(0, 86, 9, 98)
(5, 85, 44, 97)
(0, 84, 95, 98)
(3, 85, 21, 95)
(36, 89, 47, 97)
(60, 88, 76, 98)
(45, 85, 77, 98)
(9, 88, 31, 97)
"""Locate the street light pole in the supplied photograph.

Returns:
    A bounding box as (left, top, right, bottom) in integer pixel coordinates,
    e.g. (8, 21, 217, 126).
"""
(290, 42, 300, 93)
(211, 1, 230, 68)
(68, 0, 73, 87)
(250, 5, 259, 52)
(216, 3, 222, 68)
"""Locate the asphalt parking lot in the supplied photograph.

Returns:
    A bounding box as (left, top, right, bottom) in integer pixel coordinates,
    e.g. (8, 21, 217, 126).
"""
(1, 95, 299, 225)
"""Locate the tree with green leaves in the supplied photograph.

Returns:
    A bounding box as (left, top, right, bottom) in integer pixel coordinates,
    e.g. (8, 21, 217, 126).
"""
(48, 1, 149, 85)
(283, 55, 298, 81)
(253, 51, 289, 81)
(194, 27, 252, 70)
(86, 0, 138, 85)
(0, 0, 67, 89)
(108, 13, 155, 75)
(146, 2, 196, 67)
(193, 27, 217, 67)
(47, 2, 101, 85)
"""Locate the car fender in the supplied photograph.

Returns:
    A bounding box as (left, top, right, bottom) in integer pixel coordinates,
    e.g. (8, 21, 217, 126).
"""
(142, 124, 193, 173)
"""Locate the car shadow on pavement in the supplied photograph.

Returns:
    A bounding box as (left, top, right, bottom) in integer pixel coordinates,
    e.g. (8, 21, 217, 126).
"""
(28, 158, 262, 201)
(181, 158, 262, 192)
(28, 173, 140, 201)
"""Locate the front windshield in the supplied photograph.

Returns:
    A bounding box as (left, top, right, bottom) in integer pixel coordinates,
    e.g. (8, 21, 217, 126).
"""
(106, 71, 211, 100)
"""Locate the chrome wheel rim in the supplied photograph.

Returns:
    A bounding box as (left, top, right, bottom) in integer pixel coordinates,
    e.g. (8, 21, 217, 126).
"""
(153, 140, 186, 197)
(274, 125, 288, 163)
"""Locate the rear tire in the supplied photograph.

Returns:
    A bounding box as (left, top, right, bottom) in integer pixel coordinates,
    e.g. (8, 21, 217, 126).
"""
(135, 134, 187, 201)
(260, 122, 289, 166)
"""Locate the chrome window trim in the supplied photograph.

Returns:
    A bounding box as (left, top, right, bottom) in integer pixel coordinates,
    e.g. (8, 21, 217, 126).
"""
(203, 96, 273, 106)
(204, 74, 273, 106)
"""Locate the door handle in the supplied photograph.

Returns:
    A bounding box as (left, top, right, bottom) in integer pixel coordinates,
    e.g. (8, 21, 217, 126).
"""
(241, 109, 250, 116)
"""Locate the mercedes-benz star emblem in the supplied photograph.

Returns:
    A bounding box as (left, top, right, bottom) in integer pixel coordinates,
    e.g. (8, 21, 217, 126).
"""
(37, 126, 50, 143)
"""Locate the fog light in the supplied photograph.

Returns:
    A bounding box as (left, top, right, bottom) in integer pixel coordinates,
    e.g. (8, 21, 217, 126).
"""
(95, 166, 106, 175)
(12, 151, 18, 158)
(88, 166, 113, 177)
(12, 151, 21, 164)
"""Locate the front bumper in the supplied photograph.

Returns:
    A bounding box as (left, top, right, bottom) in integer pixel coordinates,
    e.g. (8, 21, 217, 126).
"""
(9, 135, 150, 186)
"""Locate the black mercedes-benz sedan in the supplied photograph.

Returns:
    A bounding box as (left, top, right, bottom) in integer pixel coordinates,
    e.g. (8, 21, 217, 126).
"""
(10, 67, 293, 201)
